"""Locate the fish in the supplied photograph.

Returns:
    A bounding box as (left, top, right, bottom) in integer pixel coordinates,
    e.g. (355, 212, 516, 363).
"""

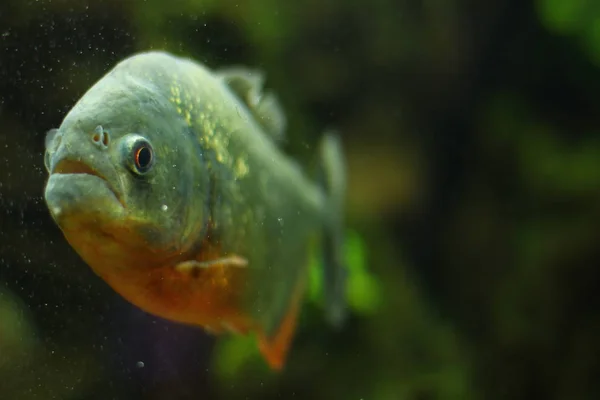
(43, 51, 348, 370)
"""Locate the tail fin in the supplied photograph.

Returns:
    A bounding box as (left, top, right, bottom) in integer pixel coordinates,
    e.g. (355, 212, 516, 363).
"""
(317, 131, 348, 328)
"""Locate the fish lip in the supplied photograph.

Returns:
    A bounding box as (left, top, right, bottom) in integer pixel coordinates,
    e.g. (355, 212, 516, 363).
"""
(51, 159, 126, 208)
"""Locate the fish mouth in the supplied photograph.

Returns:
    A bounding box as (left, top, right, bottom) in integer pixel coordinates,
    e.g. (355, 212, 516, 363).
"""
(51, 159, 125, 208)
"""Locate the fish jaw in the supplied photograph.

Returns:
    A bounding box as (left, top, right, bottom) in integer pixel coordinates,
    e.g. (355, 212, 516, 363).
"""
(44, 170, 165, 283)
(44, 172, 126, 229)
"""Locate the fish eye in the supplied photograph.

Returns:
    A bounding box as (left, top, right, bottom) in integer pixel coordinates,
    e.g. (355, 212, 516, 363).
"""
(123, 135, 155, 175)
(134, 143, 153, 172)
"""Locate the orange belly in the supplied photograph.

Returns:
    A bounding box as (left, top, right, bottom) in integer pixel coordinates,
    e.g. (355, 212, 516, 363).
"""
(97, 257, 302, 371)
(101, 261, 253, 334)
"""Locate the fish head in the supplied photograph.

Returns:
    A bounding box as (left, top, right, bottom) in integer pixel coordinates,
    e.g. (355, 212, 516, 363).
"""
(44, 71, 210, 273)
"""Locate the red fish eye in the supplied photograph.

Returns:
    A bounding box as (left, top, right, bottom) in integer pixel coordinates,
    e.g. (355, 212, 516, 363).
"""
(134, 143, 153, 173)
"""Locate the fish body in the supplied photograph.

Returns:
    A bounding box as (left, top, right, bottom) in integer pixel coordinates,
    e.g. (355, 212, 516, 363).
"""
(43, 51, 347, 369)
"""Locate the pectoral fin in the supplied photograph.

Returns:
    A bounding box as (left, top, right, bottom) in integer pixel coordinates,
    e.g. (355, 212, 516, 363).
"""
(171, 254, 248, 301)
(175, 255, 248, 273)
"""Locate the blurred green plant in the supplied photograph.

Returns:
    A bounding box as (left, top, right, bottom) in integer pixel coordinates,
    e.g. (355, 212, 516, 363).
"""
(0, 285, 103, 399)
(0, 285, 37, 371)
(307, 229, 382, 315)
(536, 0, 600, 65)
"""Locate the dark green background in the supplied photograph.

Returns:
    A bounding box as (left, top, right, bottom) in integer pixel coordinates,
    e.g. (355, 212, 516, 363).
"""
(1, 0, 599, 399)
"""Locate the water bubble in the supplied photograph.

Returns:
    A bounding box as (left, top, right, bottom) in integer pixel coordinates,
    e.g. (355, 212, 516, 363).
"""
(161, 204, 168, 211)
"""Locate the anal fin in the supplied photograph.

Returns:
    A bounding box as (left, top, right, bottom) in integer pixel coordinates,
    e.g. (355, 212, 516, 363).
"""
(257, 280, 305, 370)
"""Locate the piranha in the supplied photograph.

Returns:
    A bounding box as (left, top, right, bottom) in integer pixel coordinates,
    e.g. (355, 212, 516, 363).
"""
(43, 51, 347, 370)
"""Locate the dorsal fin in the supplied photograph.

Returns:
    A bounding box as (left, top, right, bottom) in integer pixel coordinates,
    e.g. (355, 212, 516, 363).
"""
(216, 67, 286, 144)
